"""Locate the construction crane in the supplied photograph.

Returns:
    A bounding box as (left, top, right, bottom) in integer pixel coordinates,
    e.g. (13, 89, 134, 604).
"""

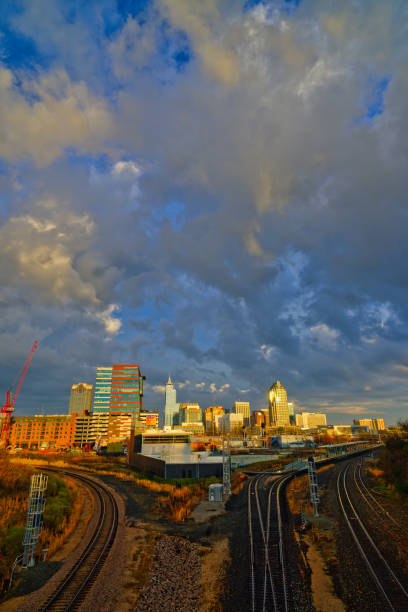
(0, 341, 38, 448)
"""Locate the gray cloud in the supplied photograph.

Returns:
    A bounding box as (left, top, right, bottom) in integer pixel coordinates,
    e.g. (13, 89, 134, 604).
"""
(1, 1, 408, 424)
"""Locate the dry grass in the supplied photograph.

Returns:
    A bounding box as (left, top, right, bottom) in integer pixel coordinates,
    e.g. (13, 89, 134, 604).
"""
(231, 472, 248, 494)
(10, 456, 216, 522)
(0, 454, 84, 591)
(200, 538, 230, 611)
(368, 467, 384, 478)
(317, 463, 335, 474)
(155, 484, 209, 521)
(286, 474, 313, 515)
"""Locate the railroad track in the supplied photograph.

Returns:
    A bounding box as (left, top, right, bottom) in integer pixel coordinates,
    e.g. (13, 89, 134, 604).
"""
(39, 469, 119, 612)
(337, 462, 408, 612)
(248, 472, 292, 612)
(354, 463, 408, 546)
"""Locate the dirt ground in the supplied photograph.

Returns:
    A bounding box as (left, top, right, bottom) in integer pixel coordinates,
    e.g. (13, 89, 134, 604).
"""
(303, 532, 345, 612)
(95, 473, 249, 611)
(189, 499, 227, 523)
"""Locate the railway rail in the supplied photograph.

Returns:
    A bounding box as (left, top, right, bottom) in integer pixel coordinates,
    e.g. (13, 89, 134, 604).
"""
(337, 461, 408, 612)
(354, 463, 408, 548)
(39, 469, 119, 612)
(248, 472, 292, 612)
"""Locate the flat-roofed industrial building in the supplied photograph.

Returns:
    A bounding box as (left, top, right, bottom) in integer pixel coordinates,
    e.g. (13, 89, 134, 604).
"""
(128, 429, 223, 478)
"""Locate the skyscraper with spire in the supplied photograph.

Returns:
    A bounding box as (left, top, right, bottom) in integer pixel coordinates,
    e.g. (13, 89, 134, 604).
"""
(164, 376, 179, 428)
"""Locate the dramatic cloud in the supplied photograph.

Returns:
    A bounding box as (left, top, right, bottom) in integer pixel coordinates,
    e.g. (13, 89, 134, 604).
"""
(0, 69, 112, 166)
(0, 0, 408, 423)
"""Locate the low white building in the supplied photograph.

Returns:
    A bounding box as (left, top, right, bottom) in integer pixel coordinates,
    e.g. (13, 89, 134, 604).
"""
(271, 434, 314, 448)
(128, 428, 223, 479)
(295, 412, 327, 428)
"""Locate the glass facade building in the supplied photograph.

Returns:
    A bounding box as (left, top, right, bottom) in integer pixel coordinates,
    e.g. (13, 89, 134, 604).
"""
(268, 380, 290, 427)
(179, 403, 202, 424)
(93, 367, 113, 415)
(93, 365, 143, 423)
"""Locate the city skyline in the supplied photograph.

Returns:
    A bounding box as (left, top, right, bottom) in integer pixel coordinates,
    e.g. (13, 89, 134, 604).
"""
(1, 1, 407, 426)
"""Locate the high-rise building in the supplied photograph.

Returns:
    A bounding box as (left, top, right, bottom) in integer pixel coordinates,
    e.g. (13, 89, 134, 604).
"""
(164, 376, 179, 427)
(232, 401, 250, 426)
(288, 402, 295, 425)
(93, 367, 112, 414)
(268, 380, 290, 427)
(93, 365, 144, 423)
(179, 403, 202, 424)
(68, 383, 93, 415)
(204, 406, 224, 433)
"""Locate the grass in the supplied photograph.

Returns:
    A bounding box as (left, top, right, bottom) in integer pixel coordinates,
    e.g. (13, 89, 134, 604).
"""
(0, 453, 79, 593)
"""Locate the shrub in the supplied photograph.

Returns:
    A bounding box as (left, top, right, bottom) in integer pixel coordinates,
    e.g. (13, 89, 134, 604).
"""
(43, 476, 72, 532)
(1, 526, 25, 559)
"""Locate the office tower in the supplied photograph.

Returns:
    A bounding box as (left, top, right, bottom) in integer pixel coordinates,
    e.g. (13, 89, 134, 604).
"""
(204, 406, 224, 433)
(68, 383, 93, 415)
(93, 365, 144, 423)
(179, 403, 202, 424)
(164, 376, 179, 427)
(93, 367, 112, 414)
(232, 401, 250, 426)
(288, 402, 295, 425)
(268, 380, 290, 427)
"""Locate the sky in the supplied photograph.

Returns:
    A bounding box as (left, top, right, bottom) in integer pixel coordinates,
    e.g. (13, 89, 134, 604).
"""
(0, 0, 407, 425)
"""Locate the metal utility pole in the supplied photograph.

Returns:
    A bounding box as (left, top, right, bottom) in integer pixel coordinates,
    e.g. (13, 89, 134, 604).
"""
(22, 473, 48, 567)
(222, 439, 231, 497)
(307, 456, 320, 517)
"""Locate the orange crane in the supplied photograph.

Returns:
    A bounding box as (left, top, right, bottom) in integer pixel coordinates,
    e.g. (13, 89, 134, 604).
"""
(0, 341, 38, 448)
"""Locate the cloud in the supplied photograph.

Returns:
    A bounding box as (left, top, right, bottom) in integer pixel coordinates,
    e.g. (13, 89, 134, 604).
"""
(195, 382, 205, 389)
(259, 345, 275, 360)
(309, 324, 340, 350)
(0, 69, 112, 166)
(1, 1, 408, 425)
(177, 380, 190, 389)
(0, 204, 98, 304)
(113, 161, 141, 177)
(159, 0, 240, 85)
(152, 384, 166, 393)
(209, 382, 230, 393)
(94, 305, 122, 337)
